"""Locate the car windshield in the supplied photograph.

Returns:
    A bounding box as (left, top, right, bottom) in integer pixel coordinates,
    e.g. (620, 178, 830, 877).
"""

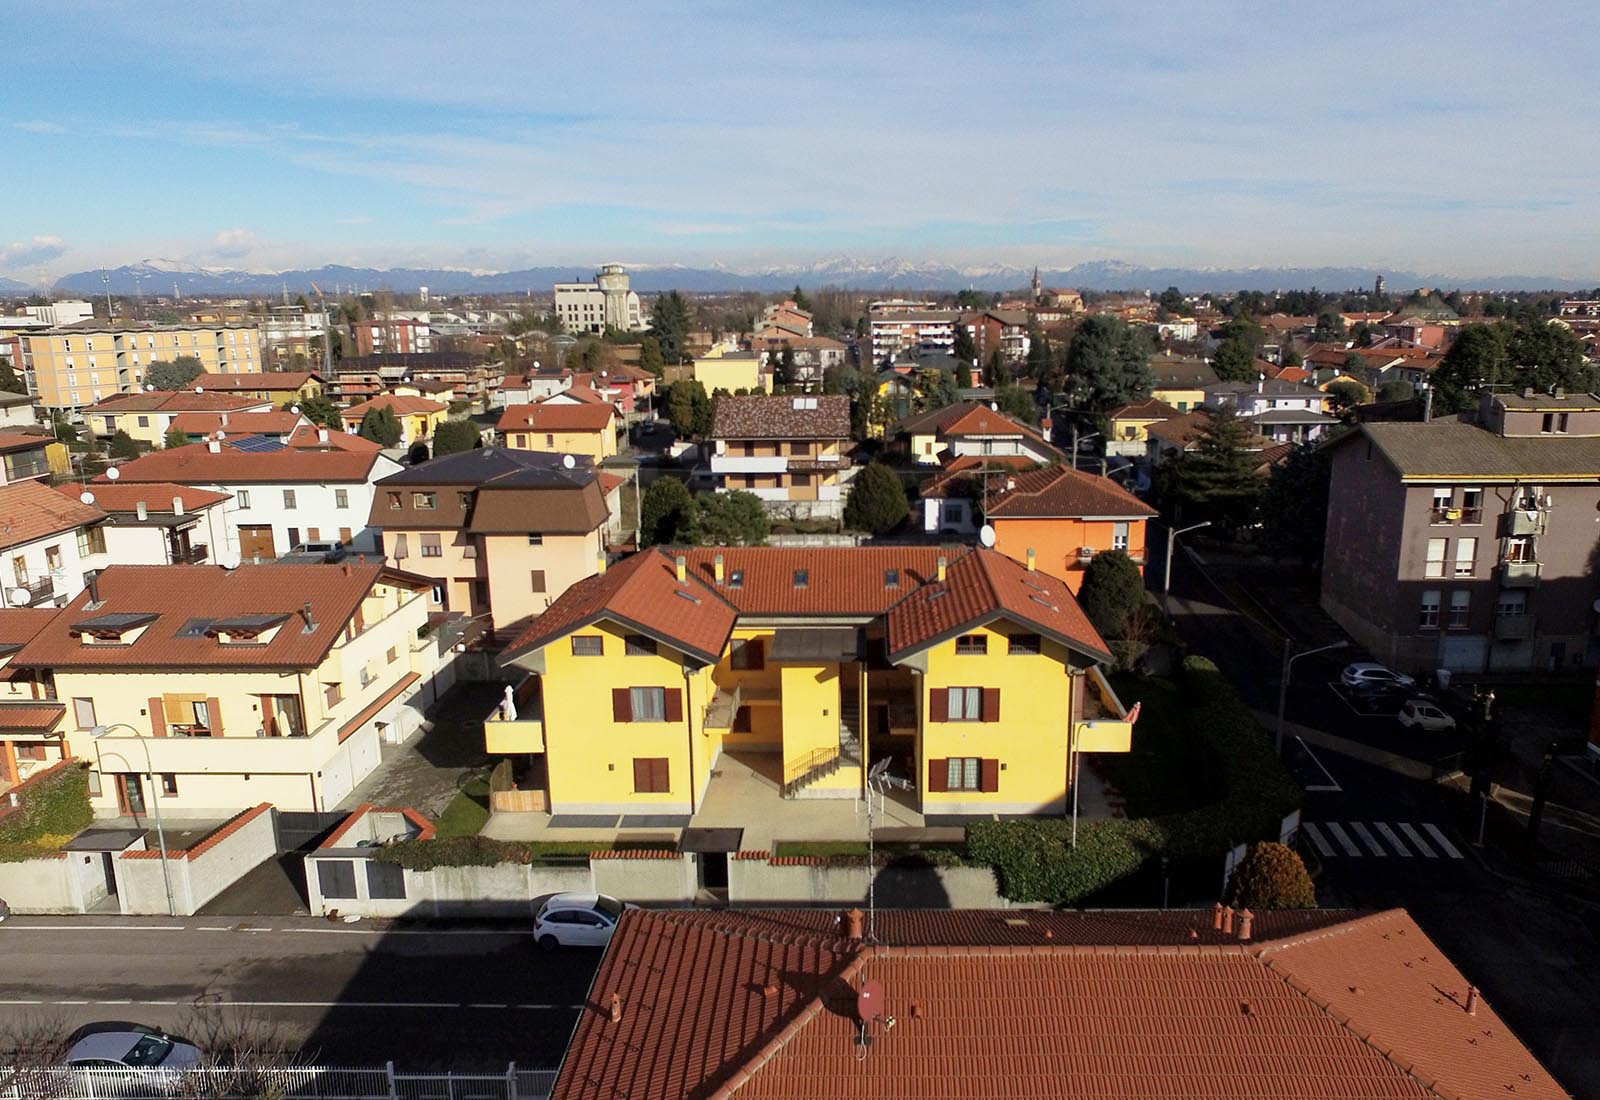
(594, 895, 624, 920)
(122, 1035, 174, 1068)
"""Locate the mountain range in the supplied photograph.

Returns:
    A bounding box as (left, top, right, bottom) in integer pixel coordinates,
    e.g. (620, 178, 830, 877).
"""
(26, 257, 1600, 297)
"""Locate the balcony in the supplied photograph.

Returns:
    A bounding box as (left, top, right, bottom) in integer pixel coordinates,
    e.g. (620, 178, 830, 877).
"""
(2, 454, 51, 482)
(11, 576, 54, 605)
(1498, 510, 1544, 538)
(172, 544, 209, 564)
(1493, 614, 1535, 641)
(1498, 561, 1542, 588)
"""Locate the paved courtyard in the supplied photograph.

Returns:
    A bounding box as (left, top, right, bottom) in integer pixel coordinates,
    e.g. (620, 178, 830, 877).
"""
(338, 681, 500, 817)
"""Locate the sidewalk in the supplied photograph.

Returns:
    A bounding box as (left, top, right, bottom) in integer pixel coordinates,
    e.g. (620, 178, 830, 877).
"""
(1252, 710, 1435, 781)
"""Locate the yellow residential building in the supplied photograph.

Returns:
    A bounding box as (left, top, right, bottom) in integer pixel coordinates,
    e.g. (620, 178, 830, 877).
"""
(692, 345, 772, 395)
(85, 391, 274, 447)
(194, 371, 324, 404)
(17, 323, 265, 411)
(340, 393, 449, 448)
(497, 402, 618, 462)
(1105, 398, 1181, 457)
(4, 562, 445, 817)
(491, 546, 1131, 818)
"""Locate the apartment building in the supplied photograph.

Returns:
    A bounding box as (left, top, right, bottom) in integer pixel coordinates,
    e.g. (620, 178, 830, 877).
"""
(0, 609, 69, 790)
(554, 264, 646, 335)
(490, 546, 1130, 817)
(1322, 390, 1600, 675)
(961, 309, 1033, 364)
(5, 563, 440, 816)
(1106, 399, 1182, 457)
(709, 394, 852, 512)
(85, 391, 274, 447)
(753, 300, 814, 340)
(101, 423, 401, 562)
(350, 317, 433, 356)
(65, 482, 230, 568)
(1148, 356, 1218, 412)
(371, 448, 614, 631)
(693, 345, 771, 395)
(0, 480, 108, 610)
(498, 401, 618, 462)
(16, 323, 263, 411)
(256, 307, 329, 368)
(866, 301, 959, 366)
(890, 401, 1060, 468)
(339, 394, 448, 448)
(0, 393, 40, 428)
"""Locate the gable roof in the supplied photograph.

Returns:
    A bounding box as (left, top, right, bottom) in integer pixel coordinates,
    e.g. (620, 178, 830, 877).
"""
(1148, 356, 1219, 387)
(553, 907, 1563, 1100)
(193, 372, 320, 392)
(981, 464, 1156, 520)
(376, 446, 595, 486)
(0, 480, 103, 552)
(58, 482, 230, 513)
(711, 395, 851, 440)
(1107, 397, 1180, 420)
(342, 393, 448, 418)
(86, 391, 268, 414)
(891, 401, 1060, 458)
(99, 424, 386, 485)
(0, 609, 61, 652)
(1343, 421, 1600, 480)
(497, 402, 617, 433)
(166, 410, 307, 437)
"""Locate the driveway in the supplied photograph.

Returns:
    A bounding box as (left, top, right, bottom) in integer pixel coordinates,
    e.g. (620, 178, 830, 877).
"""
(337, 681, 500, 818)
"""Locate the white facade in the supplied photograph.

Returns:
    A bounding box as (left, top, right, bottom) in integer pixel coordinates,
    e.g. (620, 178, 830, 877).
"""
(23, 301, 94, 326)
(554, 264, 645, 334)
(867, 303, 959, 366)
(3, 526, 107, 610)
(0, 395, 41, 427)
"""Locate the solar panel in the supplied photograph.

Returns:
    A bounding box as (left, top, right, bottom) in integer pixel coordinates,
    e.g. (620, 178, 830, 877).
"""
(228, 435, 286, 453)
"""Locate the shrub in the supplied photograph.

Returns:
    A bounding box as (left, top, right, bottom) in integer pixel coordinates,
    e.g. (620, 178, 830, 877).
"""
(358, 405, 403, 447)
(842, 462, 909, 534)
(639, 476, 693, 546)
(431, 419, 481, 456)
(1079, 549, 1144, 639)
(1224, 841, 1316, 909)
(0, 763, 92, 853)
(688, 489, 769, 546)
(108, 430, 140, 460)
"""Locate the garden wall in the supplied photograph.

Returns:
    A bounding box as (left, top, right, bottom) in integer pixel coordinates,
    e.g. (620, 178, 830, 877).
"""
(117, 803, 277, 915)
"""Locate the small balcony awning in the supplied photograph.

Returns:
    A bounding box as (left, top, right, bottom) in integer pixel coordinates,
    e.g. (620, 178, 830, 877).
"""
(767, 627, 861, 663)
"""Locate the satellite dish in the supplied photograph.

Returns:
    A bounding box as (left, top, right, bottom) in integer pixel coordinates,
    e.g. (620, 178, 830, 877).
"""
(562, 454, 576, 469)
(217, 431, 227, 440)
(291, 404, 301, 414)
(144, 383, 155, 392)
(194, 385, 204, 393)
(979, 524, 996, 548)
(105, 466, 121, 481)
(7, 588, 30, 607)
(990, 401, 999, 411)
(1592, 598, 1600, 614)
(79, 491, 95, 505)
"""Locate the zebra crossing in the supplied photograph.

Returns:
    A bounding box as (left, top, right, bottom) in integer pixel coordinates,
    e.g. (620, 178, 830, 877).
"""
(1302, 820, 1464, 860)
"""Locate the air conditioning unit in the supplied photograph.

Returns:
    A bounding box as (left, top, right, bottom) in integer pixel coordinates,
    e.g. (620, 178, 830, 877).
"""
(1078, 547, 1096, 561)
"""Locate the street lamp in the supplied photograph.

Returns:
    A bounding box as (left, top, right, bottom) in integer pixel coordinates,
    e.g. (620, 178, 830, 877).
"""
(1162, 520, 1211, 609)
(1275, 640, 1349, 756)
(89, 723, 175, 916)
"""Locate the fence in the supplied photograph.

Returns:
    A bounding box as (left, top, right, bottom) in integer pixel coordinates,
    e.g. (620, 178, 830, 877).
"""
(0, 1063, 557, 1100)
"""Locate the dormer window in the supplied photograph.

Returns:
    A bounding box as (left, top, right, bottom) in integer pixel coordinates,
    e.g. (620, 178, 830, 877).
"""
(70, 612, 158, 646)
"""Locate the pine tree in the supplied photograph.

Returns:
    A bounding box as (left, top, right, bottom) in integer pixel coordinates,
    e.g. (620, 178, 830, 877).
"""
(842, 463, 909, 534)
(1159, 407, 1263, 531)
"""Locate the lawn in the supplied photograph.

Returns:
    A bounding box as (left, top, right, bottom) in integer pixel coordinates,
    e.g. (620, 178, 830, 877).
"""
(1101, 673, 1224, 817)
(434, 774, 491, 837)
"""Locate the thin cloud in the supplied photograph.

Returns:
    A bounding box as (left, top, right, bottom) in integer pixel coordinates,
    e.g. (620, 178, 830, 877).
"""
(0, 235, 67, 267)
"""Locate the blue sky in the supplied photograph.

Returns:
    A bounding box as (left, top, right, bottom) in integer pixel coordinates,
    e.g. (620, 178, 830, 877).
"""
(3, 0, 1599, 281)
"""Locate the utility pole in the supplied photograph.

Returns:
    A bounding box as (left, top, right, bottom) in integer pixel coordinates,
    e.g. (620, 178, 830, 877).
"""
(101, 269, 113, 320)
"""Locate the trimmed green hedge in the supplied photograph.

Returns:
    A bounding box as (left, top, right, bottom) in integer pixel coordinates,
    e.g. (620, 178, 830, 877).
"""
(371, 836, 652, 870)
(967, 656, 1301, 904)
(0, 763, 92, 850)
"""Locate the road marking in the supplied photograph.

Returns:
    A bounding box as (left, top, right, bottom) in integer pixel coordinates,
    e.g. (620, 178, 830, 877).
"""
(1349, 822, 1387, 856)
(1323, 822, 1362, 857)
(5, 925, 188, 932)
(1301, 822, 1336, 858)
(1423, 823, 1464, 859)
(1375, 822, 1412, 856)
(1399, 823, 1437, 858)
(1295, 738, 1342, 793)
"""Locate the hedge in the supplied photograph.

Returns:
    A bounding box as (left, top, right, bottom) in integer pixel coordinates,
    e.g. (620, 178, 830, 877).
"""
(0, 763, 92, 850)
(967, 656, 1302, 904)
(371, 836, 651, 870)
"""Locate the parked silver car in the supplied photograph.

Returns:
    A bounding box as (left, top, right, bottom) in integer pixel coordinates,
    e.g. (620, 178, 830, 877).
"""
(64, 1024, 201, 1070)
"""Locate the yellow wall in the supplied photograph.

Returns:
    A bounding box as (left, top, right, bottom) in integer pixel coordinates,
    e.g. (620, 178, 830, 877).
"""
(21, 328, 263, 410)
(992, 519, 1149, 593)
(1151, 386, 1204, 413)
(916, 620, 1078, 814)
(693, 356, 770, 395)
(1108, 413, 1168, 446)
(708, 627, 783, 747)
(505, 425, 616, 461)
(910, 431, 947, 465)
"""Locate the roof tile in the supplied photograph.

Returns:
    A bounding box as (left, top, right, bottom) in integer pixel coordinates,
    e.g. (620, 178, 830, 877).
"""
(0, 480, 104, 552)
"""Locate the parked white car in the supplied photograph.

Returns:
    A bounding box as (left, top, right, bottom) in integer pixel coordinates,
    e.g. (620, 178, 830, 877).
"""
(534, 892, 631, 950)
(64, 1024, 201, 1070)
(1340, 662, 1416, 691)
(1398, 699, 1456, 731)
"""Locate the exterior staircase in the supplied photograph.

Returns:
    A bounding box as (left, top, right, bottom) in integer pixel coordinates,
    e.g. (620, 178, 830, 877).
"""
(782, 692, 863, 797)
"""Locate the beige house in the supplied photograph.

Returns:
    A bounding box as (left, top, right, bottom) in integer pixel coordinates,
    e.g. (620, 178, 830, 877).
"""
(5, 562, 444, 817)
(709, 394, 853, 513)
(16, 323, 264, 411)
(86, 391, 274, 447)
(693, 344, 772, 395)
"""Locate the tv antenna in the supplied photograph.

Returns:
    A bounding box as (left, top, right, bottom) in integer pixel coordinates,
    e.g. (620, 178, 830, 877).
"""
(863, 757, 911, 945)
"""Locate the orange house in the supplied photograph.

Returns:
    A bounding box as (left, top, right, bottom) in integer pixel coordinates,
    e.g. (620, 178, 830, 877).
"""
(983, 465, 1156, 593)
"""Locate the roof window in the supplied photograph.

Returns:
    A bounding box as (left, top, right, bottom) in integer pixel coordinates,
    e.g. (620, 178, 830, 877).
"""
(884, 569, 900, 588)
(727, 570, 744, 589)
(793, 569, 809, 589)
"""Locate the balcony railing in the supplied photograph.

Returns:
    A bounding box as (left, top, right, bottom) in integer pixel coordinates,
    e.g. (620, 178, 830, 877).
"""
(1498, 561, 1542, 587)
(1493, 614, 1535, 641)
(1497, 510, 1544, 538)
(3, 455, 51, 482)
(175, 544, 209, 564)
(11, 576, 54, 604)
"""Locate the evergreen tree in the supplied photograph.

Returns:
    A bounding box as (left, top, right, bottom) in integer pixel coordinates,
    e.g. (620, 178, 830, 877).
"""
(1065, 315, 1155, 411)
(1210, 318, 1263, 382)
(147, 356, 205, 390)
(1258, 443, 1332, 564)
(639, 476, 694, 547)
(108, 429, 140, 460)
(431, 419, 481, 456)
(665, 380, 712, 439)
(1078, 549, 1145, 639)
(1158, 407, 1263, 531)
(287, 394, 343, 428)
(953, 323, 978, 365)
(637, 335, 665, 377)
(0, 361, 25, 395)
(162, 424, 188, 449)
(775, 342, 798, 390)
(790, 284, 812, 312)
(995, 384, 1038, 424)
(649, 291, 693, 364)
(358, 405, 403, 447)
(688, 490, 769, 546)
(956, 359, 973, 390)
(842, 462, 909, 534)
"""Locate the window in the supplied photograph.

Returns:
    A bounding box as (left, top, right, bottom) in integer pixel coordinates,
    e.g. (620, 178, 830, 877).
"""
(44, 545, 62, 572)
(1460, 487, 1483, 525)
(629, 687, 667, 722)
(733, 705, 753, 732)
(420, 533, 442, 558)
(945, 757, 981, 791)
(367, 860, 406, 899)
(77, 527, 106, 557)
(955, 634, 987, 655)
(531, 570, 547, 593)
(1112, 522, 1130, 551)
(388, 492, 402, 510)
(1505, 536, 1534, 563)
(334, 489, 349, 509)
(387, 646, 398, 664)
(1008, 633, 1042, 655)
(625, 635, 657, 657)
(1424, 538, 1447, 578)
(282, 489, 297, 509)
(1430, 487, 1452, 524)
(1541, 412, 1569, 434)
(72, 698, 97, 729)
(316, 860, 357, 900)
(947, 686, 983, 720)
(161, 774, 178, 796)
(137, 415, 149, 428)
(793, 569, 809, 588)
(413, 492, 436, 510)
(236, 489, 250, 509)
(1419, 590, 1440, 629)
(632, 757, 670, 793)
(259, 694, 306, 737)
(392, 533, 409, 559)
(885, 569, 900, 588)
(430, 582, 446, 606)
(1453, 538, 1477, 577)
(324, 682, 343, 707)
(571, 635, 604, 656)
(1448, 590, 1471, 629)
(792, 473, 812, 488)
(730, 637, 764, 670)
(527, 534, 544, 546)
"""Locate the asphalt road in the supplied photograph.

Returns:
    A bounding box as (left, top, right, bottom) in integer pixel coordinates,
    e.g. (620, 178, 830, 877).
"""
(0, 919, 600, 1071)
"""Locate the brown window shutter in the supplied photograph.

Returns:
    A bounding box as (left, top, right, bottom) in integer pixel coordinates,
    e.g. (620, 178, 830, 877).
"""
(928, 689, 948, 723)
(653, 758, 670, 792)
(748, 638, 765, 670)
(207, 698, 224, 736)
(981, 688, 1001, 723)
(632, 758, 649, 792)
(148, 698, 167, 738)
(927, 758, 948, 792)
(980, 758, 1000, 793)
(664, 688, 683, 723)
(611, 688, 632, 723)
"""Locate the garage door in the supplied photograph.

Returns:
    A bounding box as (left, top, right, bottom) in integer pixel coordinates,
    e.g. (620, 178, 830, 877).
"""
(1438, 634, 1489, 671)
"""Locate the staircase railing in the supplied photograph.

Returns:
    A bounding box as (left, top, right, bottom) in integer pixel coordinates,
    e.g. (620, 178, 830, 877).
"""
(782, 745, 842, 796)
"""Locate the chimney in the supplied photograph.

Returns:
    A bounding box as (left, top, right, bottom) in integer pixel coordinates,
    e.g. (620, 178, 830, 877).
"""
(86, 570, 102, 608)
(844, 908, 864, 941)
(1422, 384, 1434, 423)
(1221, 906, 1235, 935)
(596, 551, 608, 575)
(207, 440, 221, 453)
(221, 413, 229, 427)
(300, 601, 316, 633)
(675, 554, 687, 583)
(1026, 548, 1036, 572)
(1237, 908, 1253, 942)
(608, 994, 623, 1024)
(1213, 902, 1224, 930)
(135, 500, 148, 521)
(318, 427, 330, 444)
(1465, 986, 1479, 1015)
(1522, 386, 1534, 399)
(714, 553, 725, 586)
(936, 556, 947, 583)
(172, 495, 184, 516)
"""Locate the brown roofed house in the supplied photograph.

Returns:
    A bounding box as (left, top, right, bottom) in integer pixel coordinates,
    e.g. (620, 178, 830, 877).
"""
(710, 395, 854, 513)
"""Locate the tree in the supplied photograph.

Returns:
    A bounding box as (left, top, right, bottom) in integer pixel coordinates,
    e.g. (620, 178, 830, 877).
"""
(1078, 549, 1145, 640)
(774, 342, 798, 390)
(287, 394, 342, 428)
(108, 429, 140, 460)
(790, 284, 812, 312)
(995, 384, 1037, 424)
(956, 359, 973, 390)
(650, 290, 693, 364)
(1223, 841, 1316, 909)
(1157, 286, 1185, 315)
(162, 424, 189, 449)
(918, 367, 958, 411)
(1258, 444, 1331, 564)
(689, 490, 769, 546)
(147, 356, 205, 390)
(0, 361, 25, 395)
(1375, 379, 1415, 403)
(638, 334, 665, 378)
(1210, 318, 1263, 382)
(1311, 311, 1347, 343)
(1065, 315, 1155, 411)
(842, 462, 909, 534)
(358, 405, 403, 447)
(953, 323, 978, 366)
(1280, 346, 1304, 368)
(665, 379, 712, 439)
(1324, 380, 1369, 414)
(432, 419, 480, 456)
(639, 476, 694, 547)
(407, 440, 430, 465)
(1158, 407, 1263, 531)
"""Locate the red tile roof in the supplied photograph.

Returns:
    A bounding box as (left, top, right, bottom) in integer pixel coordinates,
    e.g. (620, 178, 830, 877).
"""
(341, 393, 448, 419)
(681, 547, 947, 616)
(711, 395, 851, 440)
(1275, 365, 1312, 383)
(556, 908, 1563, 1100)
(1106, 397, 1179, 419)
(101, 425, 385, 484)
(0, 480, 104, 552)
(0, 609, 62, 649)
(58, 482, 230, 513)
(893, 401, 1060, 456)
(12, 563, 411, 670)
(498, 403, 616, 433)
(981, 464, 1156, 519)
(87, 391, 269, 414)
(165, 410, 306, 436)
(0, 432, 52, 456)
(0, 702, 66, 734)
(194, 372, 320, 392)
